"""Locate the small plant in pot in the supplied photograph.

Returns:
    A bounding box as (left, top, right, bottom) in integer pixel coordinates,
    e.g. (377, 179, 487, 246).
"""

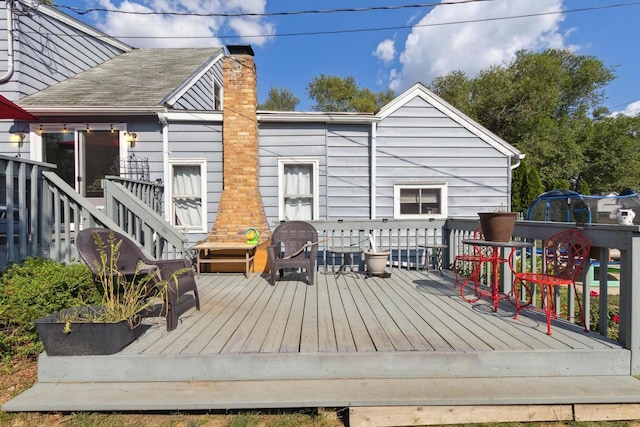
(478, 206, 518, 242)
(36, 231, 173, 356)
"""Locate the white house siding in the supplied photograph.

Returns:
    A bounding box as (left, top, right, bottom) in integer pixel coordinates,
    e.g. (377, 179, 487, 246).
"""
(326, 124, 371, 219)
(375, 96, 512, 218)
(165, 120, 223, 244)
(259, 122, 328, 226)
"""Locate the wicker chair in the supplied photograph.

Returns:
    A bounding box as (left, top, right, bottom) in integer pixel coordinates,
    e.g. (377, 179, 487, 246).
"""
(267, 221, 318, 286)
(76, 228, 200, 331)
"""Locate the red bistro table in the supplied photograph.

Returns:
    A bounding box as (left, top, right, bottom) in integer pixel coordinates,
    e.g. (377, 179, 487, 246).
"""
(459, 239, 533, 311)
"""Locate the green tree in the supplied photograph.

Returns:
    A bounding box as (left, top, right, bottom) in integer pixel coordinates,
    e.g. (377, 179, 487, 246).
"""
(430, 49, 616, 192)
(511, 159, 545, 214)
(307, 74, 395, 113)
(581, 114, 640, 194)
(258, 87, 299, 111)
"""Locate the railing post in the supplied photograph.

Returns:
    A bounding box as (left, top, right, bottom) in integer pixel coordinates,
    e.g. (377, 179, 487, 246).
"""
(623, 234, 640, 374)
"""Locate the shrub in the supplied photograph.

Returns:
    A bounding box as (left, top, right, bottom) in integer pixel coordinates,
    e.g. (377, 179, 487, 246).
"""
(0, 257, 101, 359)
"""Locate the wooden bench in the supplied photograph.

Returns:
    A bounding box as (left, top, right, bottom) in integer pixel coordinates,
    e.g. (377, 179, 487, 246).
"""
(191, 241, 258, 278)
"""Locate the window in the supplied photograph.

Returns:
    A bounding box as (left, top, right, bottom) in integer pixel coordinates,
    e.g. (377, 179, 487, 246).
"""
(170, 160, 207, 232)
(278, 158, 319, 221)
(394, 183, 447, 219)
(213, 82, 222, 110)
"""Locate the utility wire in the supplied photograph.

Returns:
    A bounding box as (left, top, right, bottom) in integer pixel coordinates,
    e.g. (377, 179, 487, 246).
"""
(56, 1, 639, 41)
(53, 0, 496, 17)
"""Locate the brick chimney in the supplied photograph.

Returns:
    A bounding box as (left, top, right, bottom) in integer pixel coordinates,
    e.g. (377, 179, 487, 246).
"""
(209, 45, 271, 244)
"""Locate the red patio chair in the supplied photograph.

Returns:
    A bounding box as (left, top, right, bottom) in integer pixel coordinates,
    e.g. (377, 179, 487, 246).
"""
(453, 227, 490, 291)
(512, 229, 590, 335)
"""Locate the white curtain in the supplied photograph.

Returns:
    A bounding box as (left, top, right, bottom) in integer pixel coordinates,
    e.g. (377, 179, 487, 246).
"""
(173, 165, 202, 227)
(283, 164, 312, 220)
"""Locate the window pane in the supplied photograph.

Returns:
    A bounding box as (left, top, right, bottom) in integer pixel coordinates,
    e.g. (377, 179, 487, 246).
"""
(284, 197, 313, 220)
(400, 188, 419, 215)
(43, 133, 75, 188)
(420, 188, 441, 214)
(172, 165, 202, 228)
(283, 164, 312, 196)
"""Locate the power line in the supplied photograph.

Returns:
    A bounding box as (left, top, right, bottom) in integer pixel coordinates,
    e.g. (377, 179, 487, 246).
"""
(48, 0, 640, 39)
(53, 0, 496, 17)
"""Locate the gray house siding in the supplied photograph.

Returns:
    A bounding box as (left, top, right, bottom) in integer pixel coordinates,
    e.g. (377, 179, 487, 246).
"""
(259, 123, 328, 226)
(326, 124, 371, 219)
(165, 120, 223, 244)
(174, 67, 215, 111)
(7, 1, 127, 100)
(375, 96, 513, 218)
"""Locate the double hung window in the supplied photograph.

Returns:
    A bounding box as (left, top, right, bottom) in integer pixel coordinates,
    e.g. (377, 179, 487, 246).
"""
(170, 160, 206, 231)
(278, 158, 319, 221)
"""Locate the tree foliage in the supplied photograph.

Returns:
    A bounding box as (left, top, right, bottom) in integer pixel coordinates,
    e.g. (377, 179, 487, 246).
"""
(307, 74, 395, 113)
(258, 87, 299, 111)
(430, 49, 636, 195)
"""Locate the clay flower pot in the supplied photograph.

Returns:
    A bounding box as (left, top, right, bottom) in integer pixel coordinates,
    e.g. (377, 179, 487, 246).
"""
(478, 212, 518, 242)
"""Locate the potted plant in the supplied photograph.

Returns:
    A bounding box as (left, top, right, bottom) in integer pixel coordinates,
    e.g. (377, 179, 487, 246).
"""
(478, 206, 518, 242)
(35, 231, 172, 356)
(363, 234, 390, 276)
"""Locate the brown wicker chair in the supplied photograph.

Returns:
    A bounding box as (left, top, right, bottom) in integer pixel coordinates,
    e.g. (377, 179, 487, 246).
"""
(267, 221, 318, 286)
(76, 228, 200, 331)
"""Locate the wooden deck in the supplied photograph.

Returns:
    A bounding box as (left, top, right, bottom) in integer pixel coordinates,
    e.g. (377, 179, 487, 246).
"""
(5, 268, 640, 424)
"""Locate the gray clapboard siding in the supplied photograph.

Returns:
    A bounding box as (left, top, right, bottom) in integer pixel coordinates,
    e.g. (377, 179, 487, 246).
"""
(11, 5, 126, 98)
(165, 120, 223, 237)
(375, 96, 512, 218)
(174, 67, 215, 110)
(259, 122, 329, 223)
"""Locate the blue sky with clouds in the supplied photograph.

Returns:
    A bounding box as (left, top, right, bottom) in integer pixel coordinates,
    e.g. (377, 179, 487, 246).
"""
(56, 0, 640, 114)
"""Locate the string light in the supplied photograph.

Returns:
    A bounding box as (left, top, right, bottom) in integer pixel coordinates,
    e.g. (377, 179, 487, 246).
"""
(86, 124, 91, 133)
(63, 124, 67, 133)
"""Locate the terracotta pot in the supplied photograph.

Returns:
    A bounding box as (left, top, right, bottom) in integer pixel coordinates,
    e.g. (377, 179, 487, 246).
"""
(478, 212, 517, 242)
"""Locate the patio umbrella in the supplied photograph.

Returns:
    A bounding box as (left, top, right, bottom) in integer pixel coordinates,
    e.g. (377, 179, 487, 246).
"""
(0, 94, 38, 120)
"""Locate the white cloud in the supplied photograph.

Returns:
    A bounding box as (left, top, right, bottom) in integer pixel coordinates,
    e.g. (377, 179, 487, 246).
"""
(373, 39, 396, 64)
(389, 0, 567, 91)
(611, 100, 640, 117)
(93, 0, 274, 48)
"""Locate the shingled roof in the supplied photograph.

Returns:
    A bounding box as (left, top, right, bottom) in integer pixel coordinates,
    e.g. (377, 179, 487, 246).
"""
(19, 47, 223, 109)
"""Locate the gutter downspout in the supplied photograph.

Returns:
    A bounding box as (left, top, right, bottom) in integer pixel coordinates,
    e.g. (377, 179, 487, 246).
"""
(158, 112, 170, 223)
(509, 154, 524, 211)
(371, 122, 377, 219)
(0, 0, 15, 83)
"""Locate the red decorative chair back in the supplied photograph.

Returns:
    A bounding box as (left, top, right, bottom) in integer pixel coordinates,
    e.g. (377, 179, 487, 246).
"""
(543, 230, 590, 281)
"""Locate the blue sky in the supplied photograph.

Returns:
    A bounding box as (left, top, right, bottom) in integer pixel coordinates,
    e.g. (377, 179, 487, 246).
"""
(55, 0, 640, 115)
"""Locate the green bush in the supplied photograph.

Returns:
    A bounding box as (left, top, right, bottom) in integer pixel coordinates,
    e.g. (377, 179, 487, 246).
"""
(0, 257, 101, 359)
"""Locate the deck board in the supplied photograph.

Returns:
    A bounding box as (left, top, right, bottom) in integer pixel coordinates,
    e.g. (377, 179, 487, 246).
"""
(10, 267, 635, 415)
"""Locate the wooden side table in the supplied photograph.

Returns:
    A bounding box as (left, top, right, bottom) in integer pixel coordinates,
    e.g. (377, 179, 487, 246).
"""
(191, 242, 258, 278)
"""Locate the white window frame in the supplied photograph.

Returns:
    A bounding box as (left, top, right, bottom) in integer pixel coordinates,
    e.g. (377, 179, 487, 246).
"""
(168, 159, 207, 233)
(213, 81, 222, 110)
(278, 157, 320, 221)
(393, 182, 448, 219)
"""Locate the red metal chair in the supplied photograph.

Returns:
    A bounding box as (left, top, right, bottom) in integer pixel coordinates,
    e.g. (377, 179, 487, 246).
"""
(453, 227, 489, 290)
(512, 229, 590, 335)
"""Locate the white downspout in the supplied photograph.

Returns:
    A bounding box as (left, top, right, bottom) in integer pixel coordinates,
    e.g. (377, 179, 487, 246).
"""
(158, 112, 171, 223)
(371, 122, 377, 219)
(0, 0, 15, 83)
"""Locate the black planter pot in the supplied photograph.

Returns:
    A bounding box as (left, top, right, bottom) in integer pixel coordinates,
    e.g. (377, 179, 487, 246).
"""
(35, 306, 147, 356)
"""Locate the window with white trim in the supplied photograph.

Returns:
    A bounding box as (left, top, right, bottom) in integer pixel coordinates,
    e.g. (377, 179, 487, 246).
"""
(213, 82, 222, 110)
(394, 183, 447, 219)
(278, 158, 319, 221)
(169, 160, 207, 232)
